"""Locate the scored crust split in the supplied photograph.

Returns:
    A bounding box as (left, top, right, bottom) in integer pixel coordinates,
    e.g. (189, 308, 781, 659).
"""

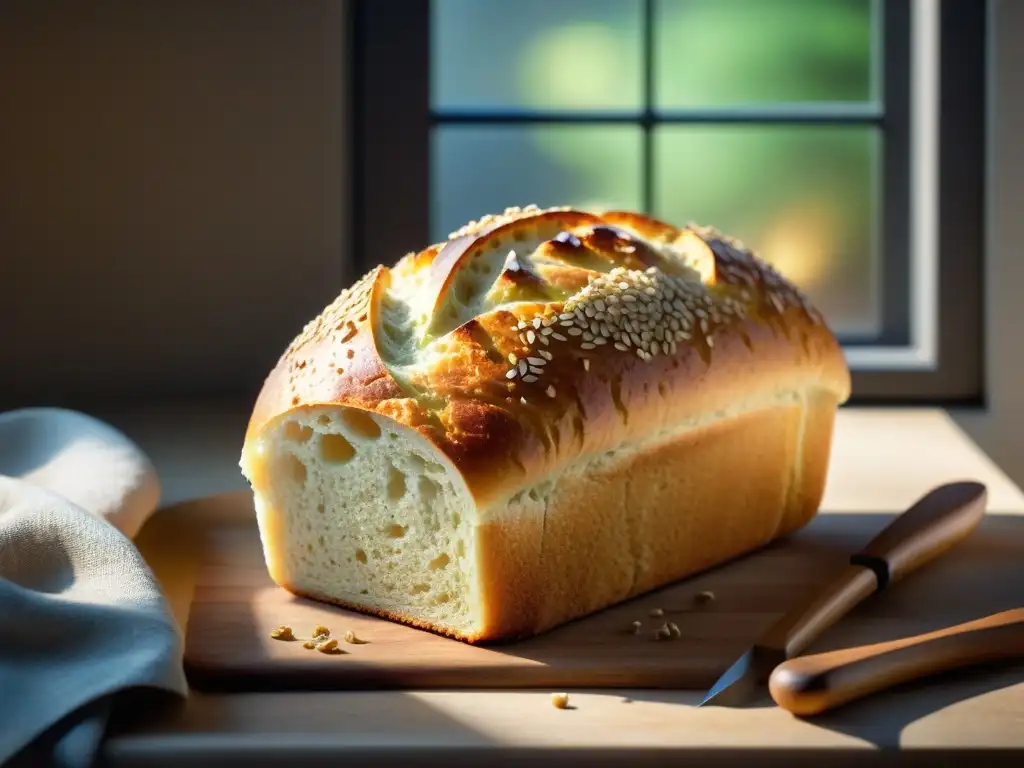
(239, 205, 851, 643)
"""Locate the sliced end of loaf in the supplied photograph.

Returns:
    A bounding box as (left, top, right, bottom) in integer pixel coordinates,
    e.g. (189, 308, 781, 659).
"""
(242, 406, 481, 639)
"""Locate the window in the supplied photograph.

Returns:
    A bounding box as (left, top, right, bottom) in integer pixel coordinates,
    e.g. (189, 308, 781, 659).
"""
(350, 0, 985, 404)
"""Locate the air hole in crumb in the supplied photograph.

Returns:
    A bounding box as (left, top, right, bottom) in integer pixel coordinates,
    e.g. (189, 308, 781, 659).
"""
(455, 278, 475, 305)
(452, 511, 461, 527)
(387, 464, 407, 500)
(429, 553, 450, 570)
(321, 433, 355, 463)
(433, 592, 451, 605)
(409, 454, 427, 471)
(317, 503, 326, 514)
(527, 488, 541, 503)
(284, 422, 313, 443)
(318, 535, 326, 548)
(410, 583, 430, 595)
(457, 540, 466, 558)
(282, 454, 307, 485)
(419, 476, 439, 505)
(317, 414, 331, 426)
(388, 523, 407, 538)
(342, 409, 382, 440)
(355, 549, 368, 564)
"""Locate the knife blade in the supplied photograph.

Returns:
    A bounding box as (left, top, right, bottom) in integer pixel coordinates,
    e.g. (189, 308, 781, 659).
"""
(699, 480, 988, 708)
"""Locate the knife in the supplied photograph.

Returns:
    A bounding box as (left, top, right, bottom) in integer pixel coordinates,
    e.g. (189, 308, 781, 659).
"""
(769, 606, 1024, 716)
(699, 480, 988, 707)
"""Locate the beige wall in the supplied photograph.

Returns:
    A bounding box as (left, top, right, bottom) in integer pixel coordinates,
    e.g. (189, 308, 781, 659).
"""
(0, 0, 349, 409)
(951, 0, 1024, 487)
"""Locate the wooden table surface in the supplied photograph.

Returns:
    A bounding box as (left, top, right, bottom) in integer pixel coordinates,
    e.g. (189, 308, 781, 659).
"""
(102, 407, 1024, 767)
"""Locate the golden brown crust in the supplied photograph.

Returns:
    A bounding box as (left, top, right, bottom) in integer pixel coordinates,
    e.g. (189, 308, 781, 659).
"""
(245, 205, 851, 510)
(470, 390, 842, 642)
(245, 266, 421, 445)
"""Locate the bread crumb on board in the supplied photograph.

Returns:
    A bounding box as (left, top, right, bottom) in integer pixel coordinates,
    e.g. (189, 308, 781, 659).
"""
(649, 608, 664, 618)
(275, 622, 368, 652)
(551, 692, 571, 710)
(316, 638, 341, 654)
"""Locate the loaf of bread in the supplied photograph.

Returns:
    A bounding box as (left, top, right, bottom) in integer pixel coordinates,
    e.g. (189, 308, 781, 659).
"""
(239, 205, 851, 643)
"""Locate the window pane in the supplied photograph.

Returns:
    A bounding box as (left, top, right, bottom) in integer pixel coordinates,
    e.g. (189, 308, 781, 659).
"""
(431, 126, 642, 242)
(431, 0, 642, 111)
(653, 126, 880, 336)
(655, 0, 876, 108)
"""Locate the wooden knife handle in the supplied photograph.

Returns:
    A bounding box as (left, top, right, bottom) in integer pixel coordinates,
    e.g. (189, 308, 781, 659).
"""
(852, 480, 987, 588)
(769, 608, 1024, 716)
(758, 481, 987, 661)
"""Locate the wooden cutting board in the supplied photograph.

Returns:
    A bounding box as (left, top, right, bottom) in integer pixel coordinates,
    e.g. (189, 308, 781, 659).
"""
(184, 509, 925, 693)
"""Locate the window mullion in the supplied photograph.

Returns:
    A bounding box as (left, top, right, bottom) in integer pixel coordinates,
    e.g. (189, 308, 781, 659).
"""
(642, 0, 655, 215)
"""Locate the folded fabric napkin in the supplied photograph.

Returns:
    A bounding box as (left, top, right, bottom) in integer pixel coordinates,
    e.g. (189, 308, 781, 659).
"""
(0, 408, 188, 767)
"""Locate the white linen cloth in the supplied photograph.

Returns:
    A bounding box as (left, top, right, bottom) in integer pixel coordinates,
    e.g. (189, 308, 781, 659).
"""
(0, 408, 188, 767)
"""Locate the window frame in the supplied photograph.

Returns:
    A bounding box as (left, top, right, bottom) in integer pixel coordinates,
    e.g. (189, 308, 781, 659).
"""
(348, 0, 985, 406)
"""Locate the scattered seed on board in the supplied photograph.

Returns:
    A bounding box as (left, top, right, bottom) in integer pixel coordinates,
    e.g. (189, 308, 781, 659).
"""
(551, 692, 571, 710)
(629, 620, 642, 635)
(667, 622, 681, 639)
(270, 625, 295, 641)
(344, 630, 368, 645)
(302, 640, 317, 650)
(652, 626, 672, 641)
(649, 608, 664, 618)
(695, 590, 716, 605)
(313, 624, 331, 638)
